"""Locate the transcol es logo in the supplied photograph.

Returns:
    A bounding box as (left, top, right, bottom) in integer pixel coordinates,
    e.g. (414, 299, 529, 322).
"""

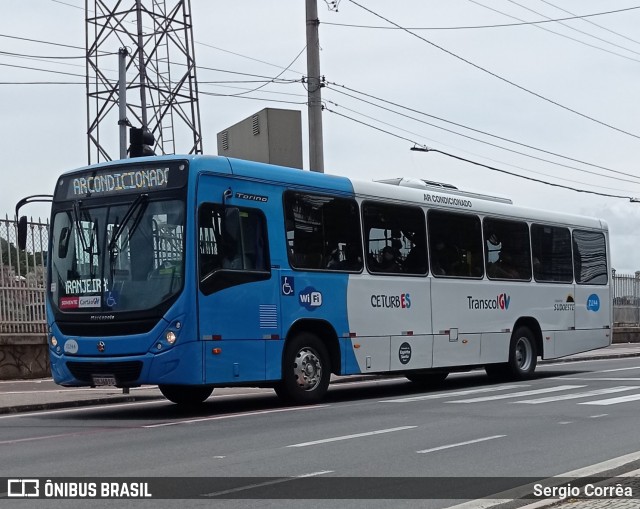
(467, 293, 511, 310)
(587, 294, 600, 312)
(299, 287, 323, 311)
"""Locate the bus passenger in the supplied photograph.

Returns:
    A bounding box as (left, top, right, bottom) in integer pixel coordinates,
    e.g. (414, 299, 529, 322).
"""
(380, 245, 402, 272)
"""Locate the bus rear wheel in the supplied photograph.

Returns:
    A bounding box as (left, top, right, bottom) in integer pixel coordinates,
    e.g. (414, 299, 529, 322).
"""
(275, 332, 331, 404)
(486, 326, 537, 380)
(159, 384, 214, 406)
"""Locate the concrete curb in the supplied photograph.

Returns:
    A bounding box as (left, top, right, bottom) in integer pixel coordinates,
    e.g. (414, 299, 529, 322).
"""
(0, 395, 166, 415)
(539, 351, 640, 364)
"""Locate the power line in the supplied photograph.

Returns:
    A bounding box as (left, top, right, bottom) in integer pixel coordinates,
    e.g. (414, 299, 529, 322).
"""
(0, 32, 87, 51)
(346, 0, 640, 141)
(538, 0, 640, 48)
(321, 5, 640, 30)
(503, 0, 640, 58)
(0, 50, 85, 60)
(323, 106, 637, 201)
(0, 81, 84, 85)
(195, 40, 305, 77)
(324, 81, 640, 183)
(324, 99, 637, 194)
(199, 89, 306, 106)
(224, 46, 306, 97)
(0, 62, 85, 78)
(199, 82, 307, 98)
(467, 0, 640, 64)
(423, 147, 636, 200)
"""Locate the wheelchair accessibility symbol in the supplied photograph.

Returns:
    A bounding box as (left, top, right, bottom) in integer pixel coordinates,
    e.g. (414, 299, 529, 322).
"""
(281, 276, 294, 296)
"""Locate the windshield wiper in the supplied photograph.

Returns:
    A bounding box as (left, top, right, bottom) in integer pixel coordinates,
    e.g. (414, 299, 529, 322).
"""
(71, 200, 90, 254)
(108, 194, 149, 253)
(71, 200, 100, 279)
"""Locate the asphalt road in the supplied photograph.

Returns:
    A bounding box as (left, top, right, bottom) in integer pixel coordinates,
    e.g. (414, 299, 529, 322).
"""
(2, 356, 640, 508)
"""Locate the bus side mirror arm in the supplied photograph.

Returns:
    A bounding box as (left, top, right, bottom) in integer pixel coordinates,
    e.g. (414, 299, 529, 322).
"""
(14, 194, 53, 250)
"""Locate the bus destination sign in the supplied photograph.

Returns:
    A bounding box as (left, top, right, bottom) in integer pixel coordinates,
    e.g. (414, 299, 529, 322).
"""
(56, 161, 188, 200)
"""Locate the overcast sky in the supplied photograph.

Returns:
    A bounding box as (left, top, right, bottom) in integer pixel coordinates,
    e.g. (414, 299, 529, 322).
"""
(2, 0, 640, 272)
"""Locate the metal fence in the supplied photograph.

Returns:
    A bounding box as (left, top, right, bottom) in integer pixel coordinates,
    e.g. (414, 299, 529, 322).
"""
(0, 216, 49, 336)
(612, 270, 640, 326)
(1, 215, 639, 333)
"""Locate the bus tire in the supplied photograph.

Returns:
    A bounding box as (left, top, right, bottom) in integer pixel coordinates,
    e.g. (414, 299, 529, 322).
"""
(159, 384, 213, 406)
(275, 332, 331, 404)
(406, 371, 448, 386)
(506, 326, 537, 379)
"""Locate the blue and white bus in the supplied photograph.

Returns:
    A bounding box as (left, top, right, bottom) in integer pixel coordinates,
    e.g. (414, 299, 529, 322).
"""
(37, 155, 611, 405)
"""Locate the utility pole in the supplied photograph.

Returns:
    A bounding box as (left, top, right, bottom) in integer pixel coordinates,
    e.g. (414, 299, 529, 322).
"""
(306, 0, 324, 173)
(118, 48, 128, 160)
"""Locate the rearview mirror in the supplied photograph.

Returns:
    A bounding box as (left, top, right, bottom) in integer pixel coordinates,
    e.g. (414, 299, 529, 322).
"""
(17, 216, 28, 250)
(58, 226, 71, 258)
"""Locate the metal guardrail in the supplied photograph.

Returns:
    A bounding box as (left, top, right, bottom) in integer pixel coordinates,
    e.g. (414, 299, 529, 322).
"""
(1, 216, 639, 334)
(0, 216, 48, 335)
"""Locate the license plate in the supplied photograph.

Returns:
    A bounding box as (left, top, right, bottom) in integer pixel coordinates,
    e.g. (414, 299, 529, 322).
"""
(92, 375, 117, 386)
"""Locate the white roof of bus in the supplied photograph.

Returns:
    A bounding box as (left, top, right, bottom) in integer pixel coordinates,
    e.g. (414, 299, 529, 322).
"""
(351, 178, 607, 231)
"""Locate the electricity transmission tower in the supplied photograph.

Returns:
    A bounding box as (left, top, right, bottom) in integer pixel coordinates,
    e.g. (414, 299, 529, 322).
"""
(85, 0, 203, 163)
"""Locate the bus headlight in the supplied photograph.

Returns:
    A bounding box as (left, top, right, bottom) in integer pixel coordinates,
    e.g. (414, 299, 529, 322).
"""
(50, 336, 58, 347)
(165, 331, 177, 344)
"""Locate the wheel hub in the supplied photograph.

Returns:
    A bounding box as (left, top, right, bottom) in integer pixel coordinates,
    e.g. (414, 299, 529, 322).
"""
(515, 337, 532, 371)
(294, 348, 322, 391)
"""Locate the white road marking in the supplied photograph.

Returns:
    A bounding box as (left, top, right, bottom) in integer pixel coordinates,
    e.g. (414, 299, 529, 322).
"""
(202, 470, 333, 497)
(563, 377, 640, 381)
(447, 385, 585, 403)
(579, 393, 640, 406)
(416, 435, 505, 454)
(589, 414, 608, 418)
(598, 366, 640, 373)
(443, 451, 640, 509)
(381, 385, 526, 403)
(514, 386, 636, 404)
(145, 405, 329, 428)
(287, 426, 416, 448)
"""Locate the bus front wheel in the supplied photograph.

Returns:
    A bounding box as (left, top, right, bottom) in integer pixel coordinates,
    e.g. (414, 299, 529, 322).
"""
(275, 332, 331, 404)
(159, 384, 214, 406)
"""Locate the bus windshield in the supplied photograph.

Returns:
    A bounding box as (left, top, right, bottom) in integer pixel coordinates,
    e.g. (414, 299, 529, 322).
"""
(49, 198, 185, 314)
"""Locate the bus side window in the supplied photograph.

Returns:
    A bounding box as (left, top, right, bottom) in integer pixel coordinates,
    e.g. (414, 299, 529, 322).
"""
(483, 218, 531, 281)
(198, 203, 270, 293)
(284, 191, 363, 272)
(532, 224, 573, 283)
(363, 201, 427, 276)
(428, 210, 483, 278)
(573, 229, 607, 285)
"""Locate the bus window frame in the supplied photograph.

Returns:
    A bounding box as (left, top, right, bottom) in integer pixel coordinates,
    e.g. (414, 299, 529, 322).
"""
(483, 217, 533, 282)
(531, 223, 574, 284)
(198, 203, 271, 295)
(428, 209, 484, 279)
(572, 229, 608, 286)
(283, 190, 363, 273)
(362, 200, 428, 277)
